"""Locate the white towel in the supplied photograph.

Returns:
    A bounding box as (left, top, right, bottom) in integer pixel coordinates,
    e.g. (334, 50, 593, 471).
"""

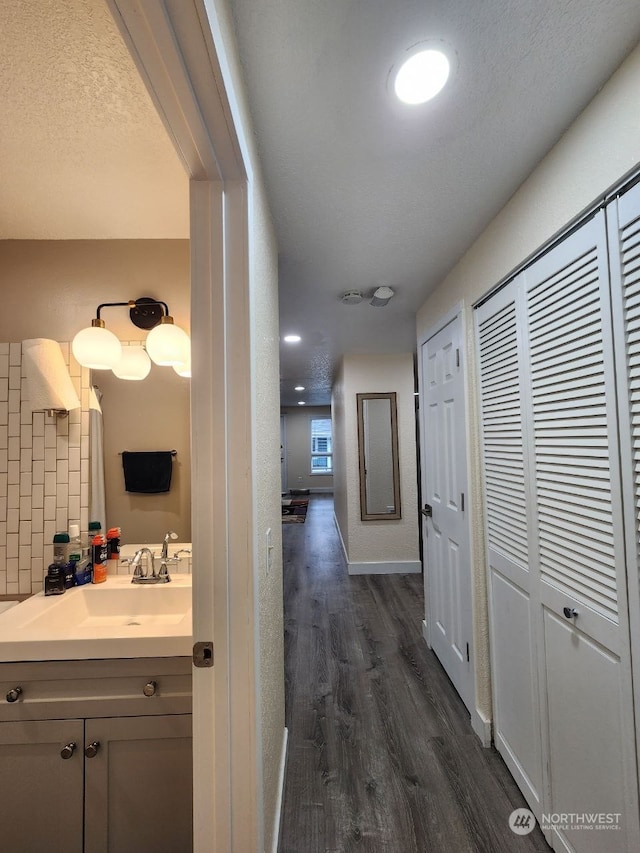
(22, 338, 81, 412)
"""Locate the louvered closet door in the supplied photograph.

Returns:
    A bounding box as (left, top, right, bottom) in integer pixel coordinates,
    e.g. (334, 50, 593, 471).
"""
(608, 180, 640, 819)
(476, 279, 544, 816)
(522, 211, 638, 853)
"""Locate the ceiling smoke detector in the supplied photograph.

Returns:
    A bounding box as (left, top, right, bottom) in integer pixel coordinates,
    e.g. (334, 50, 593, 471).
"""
(370, 286, 395, 307)
(341, 290, 363, 305)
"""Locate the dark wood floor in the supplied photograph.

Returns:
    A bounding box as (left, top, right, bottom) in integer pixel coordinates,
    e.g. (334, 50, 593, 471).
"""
(280, 495, 550, 853)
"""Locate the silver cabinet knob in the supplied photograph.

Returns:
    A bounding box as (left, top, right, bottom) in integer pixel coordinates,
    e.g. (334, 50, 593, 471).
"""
(143, 680, 157, 697)
(6, 686, 22, 703)
(84, 741, 100, 758)
(61, 742, 77, 760)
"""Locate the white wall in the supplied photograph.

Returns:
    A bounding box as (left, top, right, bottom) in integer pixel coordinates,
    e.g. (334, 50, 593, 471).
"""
(416, 43, 640, 730)
(332, 353, 420, 574)
(212, 3, 285, 850)
(281, 405, 333, 492)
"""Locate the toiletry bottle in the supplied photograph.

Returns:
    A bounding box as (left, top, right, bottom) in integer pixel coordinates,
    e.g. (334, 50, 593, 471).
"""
(53, 532, 70, 563)
(44, 563, 66, 595)
(53, 532, 75, 589)
(91, 532, 108, 584)
(68, 523, 83, 560)
(107, 527, 121, 561)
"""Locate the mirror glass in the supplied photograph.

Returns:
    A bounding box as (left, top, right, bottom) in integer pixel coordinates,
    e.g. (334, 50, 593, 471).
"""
(356, 392, 401, 520)
(96, 363, 191, 544)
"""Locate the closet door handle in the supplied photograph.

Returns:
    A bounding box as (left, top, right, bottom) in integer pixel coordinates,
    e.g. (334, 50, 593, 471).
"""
(563, 606, 579, 619)
(421, 504, 433, 518)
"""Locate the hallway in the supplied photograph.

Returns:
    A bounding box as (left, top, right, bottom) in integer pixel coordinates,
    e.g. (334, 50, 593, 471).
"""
(280, 495, 549, 853)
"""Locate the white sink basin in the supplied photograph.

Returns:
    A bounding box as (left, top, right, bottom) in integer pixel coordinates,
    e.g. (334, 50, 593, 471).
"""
(0, 576, 192, 662)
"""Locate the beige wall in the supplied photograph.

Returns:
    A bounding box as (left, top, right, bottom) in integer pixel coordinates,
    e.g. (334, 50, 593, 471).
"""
(332, 353, 420, 571)
(415, 43, 640, 731)
(281, 405, 333, 492)
(0, 239, 191, 546)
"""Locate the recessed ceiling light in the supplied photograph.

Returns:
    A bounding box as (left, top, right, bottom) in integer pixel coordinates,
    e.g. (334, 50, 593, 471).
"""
(298, 401, 306, 406)
(394, 48, 450, 105)
(295, 385, 305, 391)
(284, 334, 301, 343)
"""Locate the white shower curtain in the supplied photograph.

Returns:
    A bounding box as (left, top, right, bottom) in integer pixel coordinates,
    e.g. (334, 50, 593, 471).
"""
(89, 386, 106, 533)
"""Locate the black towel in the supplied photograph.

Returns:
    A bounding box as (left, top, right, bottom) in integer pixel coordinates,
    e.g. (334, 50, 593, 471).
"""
(122, 451, 173, 494)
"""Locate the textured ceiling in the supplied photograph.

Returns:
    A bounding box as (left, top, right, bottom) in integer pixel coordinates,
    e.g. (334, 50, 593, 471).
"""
(229, 0, 640, 405)
(3, 2, 640, 407)
(0, 0, 188, 239)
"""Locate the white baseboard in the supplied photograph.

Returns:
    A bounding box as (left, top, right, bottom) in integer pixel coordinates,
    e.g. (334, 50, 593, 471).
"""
(422, 619, 430, 648)
(333, 513, 349, 564)
(347, 559, 422, 575)
(270, 727, 288, 853)
(471, 708, 492, 748)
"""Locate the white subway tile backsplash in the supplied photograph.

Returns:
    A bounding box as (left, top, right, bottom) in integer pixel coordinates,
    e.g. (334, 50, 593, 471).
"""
(19, 448, 32, 472)
(32, 412, 44, 437)
(68, 495, 81, 524)
(7, 437, 19, 461)
(6, 557, 18, 583)
(68, 471, 81, 497)
(0, 345, 90, 594)
(6, 509, 19, 534)
(32, 460, 45, 485)
(31, 509, 43, 534)
(8, 391, 20, 416)
(6, 533, 18, 558)
(20, 472, 31, 496)
(32, 435, 45, 461)
(7, 461, 19, 485)
(20, 425, 32, 449)
(44, 495, 57, 521)
(31, 483, 44, 509)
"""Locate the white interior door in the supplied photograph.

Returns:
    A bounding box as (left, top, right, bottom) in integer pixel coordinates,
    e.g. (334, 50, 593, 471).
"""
(420, 312, 473, 713)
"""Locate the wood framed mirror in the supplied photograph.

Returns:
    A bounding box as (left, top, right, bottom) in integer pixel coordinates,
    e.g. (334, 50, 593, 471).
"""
(356, 392, 401, 520)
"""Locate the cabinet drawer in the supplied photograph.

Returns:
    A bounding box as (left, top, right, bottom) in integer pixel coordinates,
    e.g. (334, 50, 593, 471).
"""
(0, 657, 192, 721)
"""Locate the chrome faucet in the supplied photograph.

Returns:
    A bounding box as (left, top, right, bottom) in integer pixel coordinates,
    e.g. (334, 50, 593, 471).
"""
(130, 547, 157, 584)
(161, 531, 178, 560)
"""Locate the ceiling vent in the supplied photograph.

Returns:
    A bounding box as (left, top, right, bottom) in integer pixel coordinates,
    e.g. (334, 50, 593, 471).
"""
(341, 290, 363, 305)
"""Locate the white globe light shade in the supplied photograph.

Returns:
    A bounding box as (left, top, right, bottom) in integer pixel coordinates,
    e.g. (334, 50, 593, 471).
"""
(394, 49, 450, 105)
(145, 321, 190, 366)
(173, 352, 191, 378)
(111, 346, 151, 381)
(72, 326, 122, 369)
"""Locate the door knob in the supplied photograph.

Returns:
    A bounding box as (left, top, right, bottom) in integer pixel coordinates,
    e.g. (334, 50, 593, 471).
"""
(421, 504, 433, 518)
(60, 742, 77, 760)
(84, 741, 100, 758)
(6, 686, 22, 703)
(563, 606, 579, 619)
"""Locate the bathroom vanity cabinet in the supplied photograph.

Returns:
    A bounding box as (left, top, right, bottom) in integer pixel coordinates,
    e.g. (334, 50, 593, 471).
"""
(0, 657, 192, 853)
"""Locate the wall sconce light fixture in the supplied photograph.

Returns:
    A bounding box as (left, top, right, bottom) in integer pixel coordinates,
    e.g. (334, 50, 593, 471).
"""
(72, 297, 190, 380)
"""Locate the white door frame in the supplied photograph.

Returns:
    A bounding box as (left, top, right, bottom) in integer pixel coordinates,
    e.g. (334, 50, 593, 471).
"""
(417, 302, 487, 743)
(109, 2, 259, 851)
